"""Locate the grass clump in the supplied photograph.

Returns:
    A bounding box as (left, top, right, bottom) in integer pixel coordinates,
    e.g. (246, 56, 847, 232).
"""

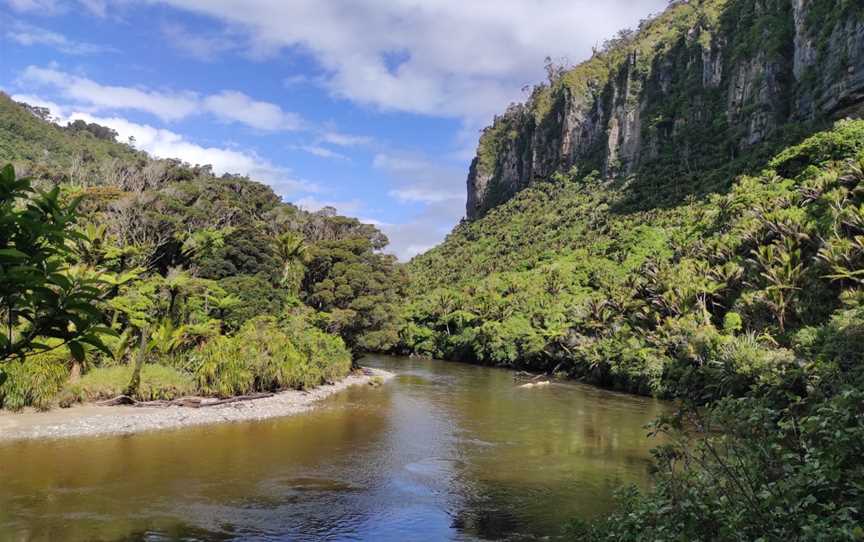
(63, 364, 195, 404)
(194, 316, 351, 398)
(0, 349, 69, 411)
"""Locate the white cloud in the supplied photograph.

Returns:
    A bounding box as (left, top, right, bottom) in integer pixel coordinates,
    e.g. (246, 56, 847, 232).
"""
(161, 22, 236, 61)
(374, 152, 464, 204)
(5, 0, 61, 13)
(18, 65, 304, 131)
(9, 93, 69, 119)
(71, 111, 316, 191)
(368, 150, 467, 259)
(380, 200, 464, 261)
(319, 131, 373, 147)
(19, 65, 199, 121)
(294, 196, 363, 216)
(292, 145, 349, 161)
(6, 21, 115, 55)
(388, 187, 461, 204)
(141, 0, 668, 125)
(203, 90, 302, 131)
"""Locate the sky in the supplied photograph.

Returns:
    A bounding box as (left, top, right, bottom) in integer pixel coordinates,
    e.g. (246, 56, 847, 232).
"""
(1, 0, 667, 260)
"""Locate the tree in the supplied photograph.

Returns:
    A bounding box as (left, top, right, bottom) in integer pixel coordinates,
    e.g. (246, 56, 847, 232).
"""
(752, 239, 804, 333)
(303, 237, 404, 356)
(0, 164, 110, 382)
(273, 232, 307, 292)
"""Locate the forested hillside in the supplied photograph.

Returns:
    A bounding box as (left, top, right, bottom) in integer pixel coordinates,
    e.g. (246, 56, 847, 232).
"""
(407, 120, 864, 398)
(401, 0, 864, 537)
(0, 92, 404, 410)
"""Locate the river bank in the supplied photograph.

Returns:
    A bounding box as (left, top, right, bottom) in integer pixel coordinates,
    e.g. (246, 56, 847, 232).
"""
(0, 367, 394, 442)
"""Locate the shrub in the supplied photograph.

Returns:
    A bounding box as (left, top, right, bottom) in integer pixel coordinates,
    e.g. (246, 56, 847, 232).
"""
(0, 349, 69, 411)
(194, 317, 351, 397)
(571, 386, 864, 541)
(63, 364, 195, 403)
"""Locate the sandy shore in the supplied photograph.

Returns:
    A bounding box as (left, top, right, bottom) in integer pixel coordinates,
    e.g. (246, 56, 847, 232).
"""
(0, 367, 394, 442)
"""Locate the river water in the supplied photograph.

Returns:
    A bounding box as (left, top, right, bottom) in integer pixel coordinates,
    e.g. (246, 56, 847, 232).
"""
(0, 355, 669, 541)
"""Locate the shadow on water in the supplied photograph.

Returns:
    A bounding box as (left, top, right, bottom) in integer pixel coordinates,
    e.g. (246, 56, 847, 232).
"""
(0, 355, 670, 541)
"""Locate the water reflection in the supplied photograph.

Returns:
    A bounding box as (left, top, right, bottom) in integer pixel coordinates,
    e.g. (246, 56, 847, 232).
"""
(0, 356, 669, 541)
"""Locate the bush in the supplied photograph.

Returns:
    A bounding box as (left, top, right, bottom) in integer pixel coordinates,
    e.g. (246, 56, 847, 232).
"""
(0, 349, 69, 411)
(63, 364, 195, 403)
(217, 275, 292, 331)
(571, 386, 864, 542)
(194, 317, 351, 397)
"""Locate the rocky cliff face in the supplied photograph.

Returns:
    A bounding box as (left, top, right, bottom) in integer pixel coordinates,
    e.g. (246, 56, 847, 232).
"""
(467, 0, 864, 220)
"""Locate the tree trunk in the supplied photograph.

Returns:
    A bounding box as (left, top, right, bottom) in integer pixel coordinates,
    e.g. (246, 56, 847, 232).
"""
(69, 361, 82, 383)
(124, 328, 149, 398)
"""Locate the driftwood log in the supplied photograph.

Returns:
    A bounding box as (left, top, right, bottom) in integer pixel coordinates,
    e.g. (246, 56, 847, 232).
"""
(97, 392, 274, 408)
(513, 370, 548, 382)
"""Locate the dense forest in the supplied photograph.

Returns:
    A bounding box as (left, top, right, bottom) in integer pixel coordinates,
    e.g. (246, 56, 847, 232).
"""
(397, 0, 864, 538)
(0, 92, 404, 409)
(405, 120, 864, 539)
(2, 0, 864, 537)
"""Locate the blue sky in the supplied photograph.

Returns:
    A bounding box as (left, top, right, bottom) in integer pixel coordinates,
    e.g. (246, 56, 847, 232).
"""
(1, 0, 666, 259)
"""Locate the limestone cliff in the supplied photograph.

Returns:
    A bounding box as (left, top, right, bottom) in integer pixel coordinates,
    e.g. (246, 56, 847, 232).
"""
(467, 0, 864, 219)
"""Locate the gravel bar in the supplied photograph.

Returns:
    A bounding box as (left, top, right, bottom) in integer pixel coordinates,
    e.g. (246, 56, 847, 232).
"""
(0, 368, 394, 442)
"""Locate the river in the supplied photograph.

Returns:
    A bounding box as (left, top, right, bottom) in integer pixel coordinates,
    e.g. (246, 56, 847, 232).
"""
(0, 355, 669, 541)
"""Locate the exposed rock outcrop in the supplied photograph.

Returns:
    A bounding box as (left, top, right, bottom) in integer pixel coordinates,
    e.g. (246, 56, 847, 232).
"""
(467, 0, 864, 219)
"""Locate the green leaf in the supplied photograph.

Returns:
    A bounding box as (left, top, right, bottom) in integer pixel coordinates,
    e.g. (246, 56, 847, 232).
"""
(89, 326, 119, 337)
(78, 335, 112, 357)
(0, 248, 27, 260)
(68, 341, 86, 362)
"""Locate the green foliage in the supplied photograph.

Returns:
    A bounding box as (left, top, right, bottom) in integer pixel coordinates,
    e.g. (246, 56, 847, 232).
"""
(217, 275, 291, 331)
(408, 75, 864, 538)
(0, 164, 112, 372)
(194, 317, 351, 397)
(0, 347, 69, 410)
(0, 94, 400, 410)
(571, 383, 864, 541)
(63, 364, 195, 403)
(406, 121, 864, 399)
(303, 237, 405, 355)
(0, 93, 141, 185)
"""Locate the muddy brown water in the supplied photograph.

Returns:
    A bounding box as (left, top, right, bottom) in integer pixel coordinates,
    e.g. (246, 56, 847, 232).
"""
(0, 355, 669, 541)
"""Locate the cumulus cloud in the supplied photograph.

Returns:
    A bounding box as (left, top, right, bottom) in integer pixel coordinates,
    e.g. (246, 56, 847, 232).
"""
(8, 93, 70, 119)
(19, 65, 199, 121)
(203, 90, 302, 131)
(370, 150, 466, 259)
(6, 21, 115, 55)
(374, 152, 464, 205)
(292, 145, 349, 161)
(160, 22, 236, 61)
(381, 200, 465, 261)
(18, 65, 304, 130)
(142, 0, 668, 125)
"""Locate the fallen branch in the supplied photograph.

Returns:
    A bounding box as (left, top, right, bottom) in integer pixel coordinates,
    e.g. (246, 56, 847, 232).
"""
(97, 392, 274, 409)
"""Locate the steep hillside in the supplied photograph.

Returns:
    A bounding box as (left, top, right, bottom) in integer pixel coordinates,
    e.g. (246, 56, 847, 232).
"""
(0, 93, 142, 183)
(0, 95, 404, 411)
(408, 119, 864, 394)
(467, 0, 864, 219)
(403, 2, 864, 536)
